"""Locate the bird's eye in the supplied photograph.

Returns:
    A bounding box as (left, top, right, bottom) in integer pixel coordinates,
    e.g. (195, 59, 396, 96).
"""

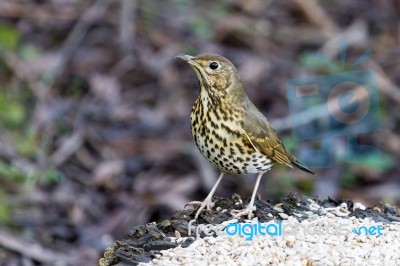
(209, 62, 219, 70)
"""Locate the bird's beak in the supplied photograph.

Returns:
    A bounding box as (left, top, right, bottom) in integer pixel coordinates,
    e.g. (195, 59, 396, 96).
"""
(176, 54, 202, 70)
(176, 54, 210, 86)
(176, 54, 195, 64)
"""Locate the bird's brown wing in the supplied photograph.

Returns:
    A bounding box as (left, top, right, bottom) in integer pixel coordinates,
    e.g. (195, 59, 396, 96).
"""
(242, 105, 315, 174)
(241, 108, 292, 166)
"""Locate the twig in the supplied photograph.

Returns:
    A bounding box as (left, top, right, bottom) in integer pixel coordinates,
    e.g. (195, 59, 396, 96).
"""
(291, 0, 338, 37)
(39, 0, 112, 96)
(119, 0, 137, 58)
(320, 19, 368, 58)
(51, 132, 83, 166)
(0, 2, 80, 22)
(0, 229, 73, 264)
(1, 52, 48, 101)
(366, 60, 400, 104)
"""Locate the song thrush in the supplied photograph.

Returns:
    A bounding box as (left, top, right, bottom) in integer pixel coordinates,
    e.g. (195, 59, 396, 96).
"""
(176, 53, 314, 219)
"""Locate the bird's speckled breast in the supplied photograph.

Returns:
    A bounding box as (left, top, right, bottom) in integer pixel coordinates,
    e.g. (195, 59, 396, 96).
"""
(190, 91, 272, 174)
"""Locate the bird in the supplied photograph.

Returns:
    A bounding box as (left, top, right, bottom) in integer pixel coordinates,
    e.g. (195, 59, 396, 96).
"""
(176, 53, 314, 219)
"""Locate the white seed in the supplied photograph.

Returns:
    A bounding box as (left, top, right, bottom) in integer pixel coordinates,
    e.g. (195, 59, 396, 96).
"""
(278, 213, 289, 219)
(207, 237, 216, 245)
(353, 202, 366, 211)
(140, 211, 400, 266)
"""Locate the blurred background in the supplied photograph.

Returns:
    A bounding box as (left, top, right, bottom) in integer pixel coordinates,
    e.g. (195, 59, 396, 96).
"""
(0, 0, 399, 264)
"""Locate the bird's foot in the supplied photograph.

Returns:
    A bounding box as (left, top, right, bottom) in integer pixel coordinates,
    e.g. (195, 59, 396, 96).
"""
(230, 204, 256, 219)
(186, 198, 215, 219)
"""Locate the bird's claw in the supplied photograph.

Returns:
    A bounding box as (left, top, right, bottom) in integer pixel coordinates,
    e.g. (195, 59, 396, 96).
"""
(186, 198, 215, 219)
(230, 205, 256, 219)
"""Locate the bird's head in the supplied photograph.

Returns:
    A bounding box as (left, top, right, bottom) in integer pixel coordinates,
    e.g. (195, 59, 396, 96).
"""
(176, 53, 244, 100)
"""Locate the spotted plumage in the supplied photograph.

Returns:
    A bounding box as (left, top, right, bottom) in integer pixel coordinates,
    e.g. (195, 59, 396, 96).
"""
(191, 95, 271, 174)
(176, 53, 314, 219)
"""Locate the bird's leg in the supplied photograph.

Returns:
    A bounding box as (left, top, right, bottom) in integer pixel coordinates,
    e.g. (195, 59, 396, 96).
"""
(186, 172, 225, 219)
(231, 172, 264, 219)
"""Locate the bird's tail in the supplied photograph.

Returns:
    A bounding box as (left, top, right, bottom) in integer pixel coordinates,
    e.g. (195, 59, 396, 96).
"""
(288, 154, 315, 175)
